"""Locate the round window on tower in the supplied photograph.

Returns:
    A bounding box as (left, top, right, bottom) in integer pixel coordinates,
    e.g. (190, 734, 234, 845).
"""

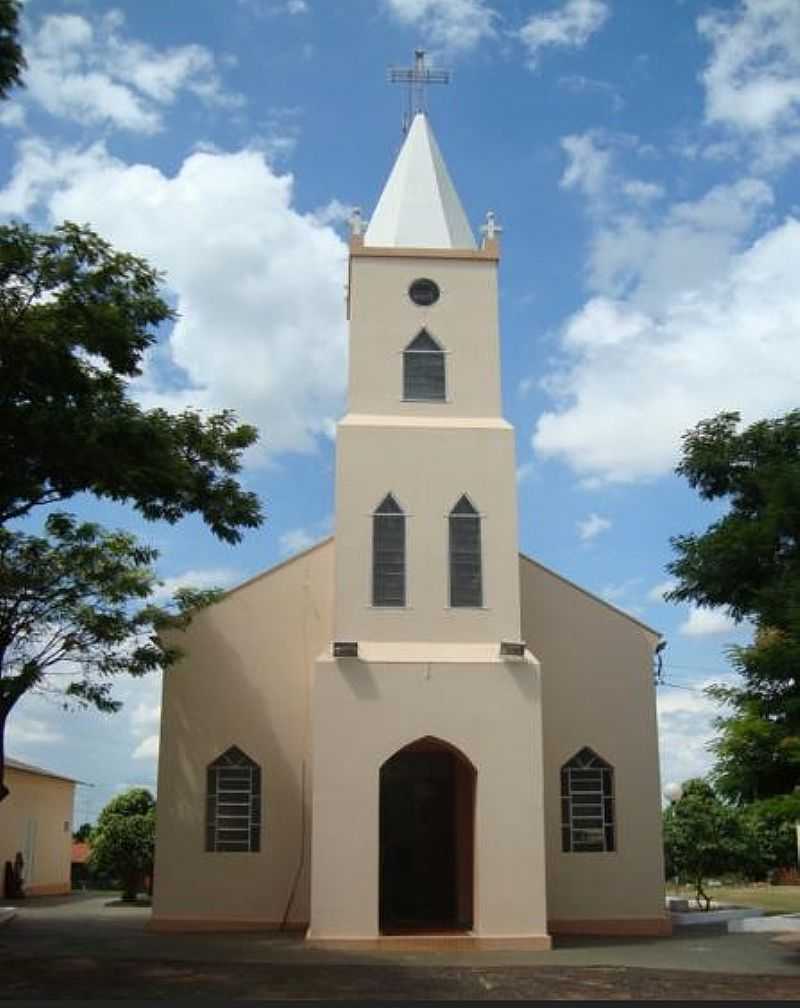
(408, 278, 440, 307)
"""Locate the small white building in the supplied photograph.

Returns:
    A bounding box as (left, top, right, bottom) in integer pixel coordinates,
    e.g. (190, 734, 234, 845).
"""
(153, 110, 668, 945)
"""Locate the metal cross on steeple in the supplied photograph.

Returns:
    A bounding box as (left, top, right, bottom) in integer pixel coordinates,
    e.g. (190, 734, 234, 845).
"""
(388, 49, 450, 134)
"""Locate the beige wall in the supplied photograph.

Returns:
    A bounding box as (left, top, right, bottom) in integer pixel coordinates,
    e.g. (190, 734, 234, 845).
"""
(0, 768, 74, 895)
(152, 539, 334, 926)
(337, 249, 521, 646)
(348, 256, 501, 418)
(309, 652, 548, 941)
(335, 421, 521, 644)
(519, 555, 667, 926)
(152, 545, 667, 932)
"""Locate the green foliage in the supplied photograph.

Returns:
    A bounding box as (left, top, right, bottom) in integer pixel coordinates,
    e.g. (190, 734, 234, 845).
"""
(0, 1, 24, 100)
(90, 788, 155, 901)
(0, 512, 221, 799)
(663, 779, 754, 909)
(73, 822, 93, 843)
(667, 411, 800, 801)
(0, 221, 262, 542)
(741, 794, 800, 878)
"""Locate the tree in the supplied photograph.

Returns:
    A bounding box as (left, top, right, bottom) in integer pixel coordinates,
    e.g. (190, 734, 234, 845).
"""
(90, 788, 155, 901)
(0, 513, 221, 802)
(741, 794, 800, 879)
(73, 822, 93, 843)
(663, 779, 752, 909)
(0, 1, 24, 100)
(0, 222, 261, 541)
(667, 411, 800, 802)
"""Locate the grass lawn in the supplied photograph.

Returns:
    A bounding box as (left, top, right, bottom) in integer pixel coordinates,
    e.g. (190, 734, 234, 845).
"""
(668, 883, 800, 914)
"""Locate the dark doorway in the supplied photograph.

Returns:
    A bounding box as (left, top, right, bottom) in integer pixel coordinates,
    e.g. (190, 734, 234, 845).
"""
(379, 737, 475, 933)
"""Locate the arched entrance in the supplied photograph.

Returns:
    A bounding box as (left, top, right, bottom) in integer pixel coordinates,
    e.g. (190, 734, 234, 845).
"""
(379, 737, 475, 933)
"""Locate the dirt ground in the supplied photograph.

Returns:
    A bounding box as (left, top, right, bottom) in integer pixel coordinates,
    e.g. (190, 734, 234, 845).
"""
(5, 958, 800, 1001)
(3, 893, 800, 1000)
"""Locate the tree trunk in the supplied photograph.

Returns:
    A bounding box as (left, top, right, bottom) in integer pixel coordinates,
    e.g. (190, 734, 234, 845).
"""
(121, 871, 140, 902)
(0, 705, 10, 803)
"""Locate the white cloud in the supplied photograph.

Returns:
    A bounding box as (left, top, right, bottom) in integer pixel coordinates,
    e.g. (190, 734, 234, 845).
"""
(558, 74, 624, 112)
(22, 10, 242, 134)
(576, 512, 611, 541)
(698, 0, 800, 168)
(516, 460, 535, 483)
(648, 579, 676, 603)
(560, 132, 612, 199)
(679, 606, 738, 638)
(621, 179, 664, 204)
(6, 714, 63, 746)
(152, 567, 242, 604)
(0, 102, 25, 128)
(279, 527, 317, 555)
(279, 512, 333, 555)
(588, 177, 773, 311)
(533, 170, 800, 483)
(132, 734, 159, 760)
(519, 0, 609, 67)
(601, 577, 642, 602)
(657, 676, 733, 787)
(238, 0, 309, 15)
(0, 138, 348, 462)
(384, 0, 497, 55)
(130, 702, 161, 730)
(559, 130, 663, 216)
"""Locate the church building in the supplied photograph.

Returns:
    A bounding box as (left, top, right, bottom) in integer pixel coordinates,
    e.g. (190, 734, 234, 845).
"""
(152, 103, 669, 945)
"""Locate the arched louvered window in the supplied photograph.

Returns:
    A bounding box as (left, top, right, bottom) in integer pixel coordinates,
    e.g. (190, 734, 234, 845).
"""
(403, 330, 446, 401)
(561, 747, 615, 853)
(372, 493, 406, 607)
(206, 746, 261, 853)
(449, 494, 482, 608)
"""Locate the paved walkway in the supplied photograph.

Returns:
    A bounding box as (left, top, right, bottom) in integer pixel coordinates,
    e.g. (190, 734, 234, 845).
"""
(2, 893, 800, 999)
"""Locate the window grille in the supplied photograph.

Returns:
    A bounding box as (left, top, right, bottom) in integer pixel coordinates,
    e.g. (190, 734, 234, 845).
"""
(449, 494, 482, 607)
(561, 747, 615, 853)
(372, 493, 406, 607)
(403, 330, 446, 401)
(206, 746, 261, 853)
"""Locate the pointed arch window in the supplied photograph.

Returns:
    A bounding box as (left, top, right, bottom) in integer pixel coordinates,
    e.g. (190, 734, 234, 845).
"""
(372, 493, 406, 607)
(403, 329, 446, 402)
(206, 746, 261, 853)
(449, 494, 482, 608)
(561, 748, 615, 853)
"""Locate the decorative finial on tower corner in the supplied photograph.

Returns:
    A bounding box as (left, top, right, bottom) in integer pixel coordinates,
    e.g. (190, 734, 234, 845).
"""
(388, 49, 451, 135)
(481, 210, 503, 248)
(350, 207, 364, 236)
(349, 206, 367, 245)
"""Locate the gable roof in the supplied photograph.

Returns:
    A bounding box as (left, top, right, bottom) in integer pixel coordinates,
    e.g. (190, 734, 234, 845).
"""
(6, 756, 82, 785)
(519, 551, 661, 639)
(212, 537, 660, 641)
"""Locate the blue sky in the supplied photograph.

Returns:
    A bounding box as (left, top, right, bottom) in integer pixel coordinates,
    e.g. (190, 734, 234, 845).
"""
(3, 0, 799, 822)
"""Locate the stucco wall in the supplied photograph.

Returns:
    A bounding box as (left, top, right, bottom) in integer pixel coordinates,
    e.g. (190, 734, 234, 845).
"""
(348, 255, 501, 418)
(152, 539, 334, 926)
(335, 422, 521, 644)
(0, 768, 74, 895)
(309, 652, 548, 940)
(519, 555, 667, 926)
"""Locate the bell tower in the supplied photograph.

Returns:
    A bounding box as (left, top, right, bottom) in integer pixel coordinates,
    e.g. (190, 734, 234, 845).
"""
(334, 110, 522, 646)
(309, 78, 548, 947)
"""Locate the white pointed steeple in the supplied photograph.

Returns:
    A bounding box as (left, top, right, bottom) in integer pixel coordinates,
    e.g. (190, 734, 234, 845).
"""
(364, 112, 476, 250)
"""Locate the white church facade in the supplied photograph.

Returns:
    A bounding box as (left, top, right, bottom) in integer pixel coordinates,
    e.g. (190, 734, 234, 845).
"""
(152, 110, 669, 945)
